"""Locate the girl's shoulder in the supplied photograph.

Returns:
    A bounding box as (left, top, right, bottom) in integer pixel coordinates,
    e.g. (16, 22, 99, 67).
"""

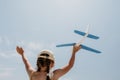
(52, 69, 63, 79)
(53, 68, 63, 73)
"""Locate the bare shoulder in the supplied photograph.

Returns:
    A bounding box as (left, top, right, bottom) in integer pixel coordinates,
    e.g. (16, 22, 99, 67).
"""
(53, 69, 62, 73)
(53, 69, 64, 79)
(27, 68, 36, 77)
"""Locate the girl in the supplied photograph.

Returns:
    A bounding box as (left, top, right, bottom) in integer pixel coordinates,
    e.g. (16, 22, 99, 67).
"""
(16, 44, 81, 80)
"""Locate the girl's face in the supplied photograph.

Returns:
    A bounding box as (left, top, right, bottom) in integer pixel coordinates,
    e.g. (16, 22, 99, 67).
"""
(39, 62, 54, 72)
(37, 58, 54, 68)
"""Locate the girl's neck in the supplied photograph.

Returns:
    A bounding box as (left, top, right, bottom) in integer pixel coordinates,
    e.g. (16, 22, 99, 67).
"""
(40, 66, 47, 72)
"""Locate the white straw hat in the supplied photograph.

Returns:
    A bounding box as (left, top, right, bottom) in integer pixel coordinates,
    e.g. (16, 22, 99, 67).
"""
(38, 50, 55, 61)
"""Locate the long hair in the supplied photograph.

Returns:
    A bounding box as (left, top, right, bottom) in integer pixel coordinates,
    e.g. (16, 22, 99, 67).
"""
(46, 59, 51, 80)
(36, 58, 53, 80)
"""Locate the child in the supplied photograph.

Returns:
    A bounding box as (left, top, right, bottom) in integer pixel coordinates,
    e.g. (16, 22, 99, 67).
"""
(16, 44, 81, 80)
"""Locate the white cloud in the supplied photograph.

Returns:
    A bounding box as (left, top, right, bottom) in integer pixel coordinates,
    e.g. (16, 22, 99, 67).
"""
(0, 36, 10, 45)
(0, 50, 17, 58)
(0, 36, 55, 58)
(26, 42, 43, 51)
(0, 52, 8, 58)
(0, 67, 15, 78)
(0, 71, 12, 77)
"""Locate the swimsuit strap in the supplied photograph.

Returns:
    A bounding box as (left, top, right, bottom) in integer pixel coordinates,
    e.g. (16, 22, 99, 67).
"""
(49, 71, 54, 80)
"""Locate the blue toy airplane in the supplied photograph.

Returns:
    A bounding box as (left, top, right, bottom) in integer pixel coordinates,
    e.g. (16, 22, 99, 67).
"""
(56, 25, 101, 53)
(74, 30, 99, 39)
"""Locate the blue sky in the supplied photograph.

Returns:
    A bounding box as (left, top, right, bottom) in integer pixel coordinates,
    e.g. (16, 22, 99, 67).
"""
(0, 0, 120, 80)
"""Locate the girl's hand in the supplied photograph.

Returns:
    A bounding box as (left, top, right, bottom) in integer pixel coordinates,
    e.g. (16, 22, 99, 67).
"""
(16, 46, 24, 55)
(73, 44, 81, 54)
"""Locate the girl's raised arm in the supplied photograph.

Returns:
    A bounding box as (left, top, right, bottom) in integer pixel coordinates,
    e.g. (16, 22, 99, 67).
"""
(16, 46, 35, 77)
(54, 44, 81, 78)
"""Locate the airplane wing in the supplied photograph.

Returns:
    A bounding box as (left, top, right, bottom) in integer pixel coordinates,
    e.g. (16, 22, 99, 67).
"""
(74, 30, 99, 39)
(56, 43, 76, 47)
(80, 44, 101, 53)
(56, 43, 101, 53)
